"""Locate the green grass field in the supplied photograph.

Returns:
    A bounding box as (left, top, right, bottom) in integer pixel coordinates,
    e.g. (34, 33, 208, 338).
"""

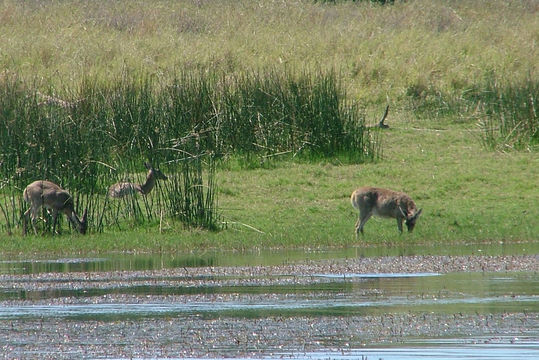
(0, 0, 537, 255)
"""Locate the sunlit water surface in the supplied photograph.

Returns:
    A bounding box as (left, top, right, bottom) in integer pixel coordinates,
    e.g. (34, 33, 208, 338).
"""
(0, 244, 537, 359)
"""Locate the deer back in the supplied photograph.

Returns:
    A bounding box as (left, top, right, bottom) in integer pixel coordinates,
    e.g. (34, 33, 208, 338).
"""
(25, 180, 74, 213)
(108, 182, 142, 198)
(352, 187, 417, 219)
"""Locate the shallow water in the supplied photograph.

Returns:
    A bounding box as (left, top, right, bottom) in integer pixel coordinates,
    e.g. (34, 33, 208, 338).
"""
(1, 272, 537, 318)
(275, 341, 539, 360)
(0, 246, 537, 359)
(128, 340, 539, 360)
(0, 242, 536, 275)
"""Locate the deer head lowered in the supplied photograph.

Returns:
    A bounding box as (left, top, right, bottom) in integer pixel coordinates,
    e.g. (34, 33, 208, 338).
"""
(23, 180, 88, 235)
(108, 162, 168, 199)
(350, 186, 422, 235)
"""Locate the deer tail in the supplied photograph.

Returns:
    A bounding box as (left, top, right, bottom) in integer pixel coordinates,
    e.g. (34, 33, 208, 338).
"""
(23, 188, 29, 203)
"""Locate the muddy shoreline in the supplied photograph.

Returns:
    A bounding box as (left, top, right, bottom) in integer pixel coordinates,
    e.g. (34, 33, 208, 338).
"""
(1, 254, 537, 359)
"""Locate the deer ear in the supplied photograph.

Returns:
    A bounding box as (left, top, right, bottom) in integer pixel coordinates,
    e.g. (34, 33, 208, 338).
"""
(82, 208, 88, 223)
(415, 208, 422, 218)
(144, 162, 152, 170)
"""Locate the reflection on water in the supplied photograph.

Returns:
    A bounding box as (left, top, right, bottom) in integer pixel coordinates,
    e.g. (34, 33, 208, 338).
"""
(0, 255, 217, 275)
(0, 242, 537, 275)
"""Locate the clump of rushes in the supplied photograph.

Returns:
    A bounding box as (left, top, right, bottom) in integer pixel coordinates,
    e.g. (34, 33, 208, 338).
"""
(161, 69, 376, 162)
(162, 154, 220, 231)
(407, 75, 538, 152)
(473, 78, 538, 151)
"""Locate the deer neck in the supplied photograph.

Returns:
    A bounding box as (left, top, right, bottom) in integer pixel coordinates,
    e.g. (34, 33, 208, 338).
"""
(139, 171, 157, 195)
(67, 212, 83, 232)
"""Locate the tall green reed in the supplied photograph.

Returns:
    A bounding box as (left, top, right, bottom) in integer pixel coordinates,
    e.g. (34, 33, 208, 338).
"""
(162, 69, 376, 162)
(471, 78, 538, 151)
(408, 75, 538, 151)
(163, 155, 219, 231)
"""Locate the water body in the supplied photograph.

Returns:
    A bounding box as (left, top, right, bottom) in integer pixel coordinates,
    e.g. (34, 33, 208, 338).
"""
(0, 246, 537, 359)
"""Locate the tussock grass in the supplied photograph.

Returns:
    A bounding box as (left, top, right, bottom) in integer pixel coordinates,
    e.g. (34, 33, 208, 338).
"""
(474, 78, 538, 151)
(408, 75, 538, 151)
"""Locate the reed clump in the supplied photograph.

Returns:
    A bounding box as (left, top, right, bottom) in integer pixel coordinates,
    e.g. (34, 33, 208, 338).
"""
(472, 78, 538, 151)
(407, 75, 538, 151)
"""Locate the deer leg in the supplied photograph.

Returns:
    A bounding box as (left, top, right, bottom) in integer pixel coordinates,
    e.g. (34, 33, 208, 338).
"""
(51, 210, 59, 236)
(396, 218, 404, 233)
(354, 216, 361, 235)
(29, 206, 39, 235)
(356, 212, 372, 236)
(23, 208, 32, 235)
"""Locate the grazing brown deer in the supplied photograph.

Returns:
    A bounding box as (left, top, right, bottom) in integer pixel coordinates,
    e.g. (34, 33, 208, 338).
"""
(23, 180, 88, 235)
(108, 162, 168, 199)
(350, 187, 422, 235)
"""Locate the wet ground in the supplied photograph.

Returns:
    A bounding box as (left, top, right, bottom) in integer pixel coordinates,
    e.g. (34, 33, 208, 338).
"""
(0, 245, 537, 359)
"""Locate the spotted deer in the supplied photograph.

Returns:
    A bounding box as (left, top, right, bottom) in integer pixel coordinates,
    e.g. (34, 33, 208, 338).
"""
(23, 180, 88, 235)
(351, 187, 422, 235)
(108, 162, 168, 198)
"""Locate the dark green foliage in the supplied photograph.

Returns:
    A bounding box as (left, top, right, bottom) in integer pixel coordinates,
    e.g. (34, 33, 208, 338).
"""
(160, 69, 375, 162)
(471, 78, 538, 151)
(163, 156, 219, 231)
(1, 69, 375, 179)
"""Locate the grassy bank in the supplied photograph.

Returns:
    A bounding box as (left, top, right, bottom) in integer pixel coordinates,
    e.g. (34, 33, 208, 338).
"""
(2, 115, 537, 255)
